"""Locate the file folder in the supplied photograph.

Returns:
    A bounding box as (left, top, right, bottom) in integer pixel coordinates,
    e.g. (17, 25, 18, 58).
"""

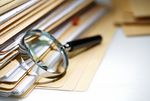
(0, 0, 115, 97)
(36, 4, 115, 91)
(0, 0, 46, 30)
(0, 0, 64, 44)
(0, 0, 14, 7)
(113, 0, 150, 36)
(0, 0, 28, 15)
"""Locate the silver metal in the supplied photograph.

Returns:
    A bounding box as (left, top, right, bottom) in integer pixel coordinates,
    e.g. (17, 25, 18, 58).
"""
(19, 29, 69, 79)
(64, 43, 71, 51)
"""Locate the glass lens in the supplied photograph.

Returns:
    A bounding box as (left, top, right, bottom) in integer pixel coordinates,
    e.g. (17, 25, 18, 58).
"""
(22, 29, 68, 78)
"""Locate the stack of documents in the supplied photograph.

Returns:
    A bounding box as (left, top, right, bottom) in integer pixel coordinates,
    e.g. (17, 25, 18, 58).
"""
(113, 0, 150, 36)
(0, 0, 115, 97)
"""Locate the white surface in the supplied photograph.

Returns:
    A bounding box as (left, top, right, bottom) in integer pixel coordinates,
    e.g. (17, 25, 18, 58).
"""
(1, 28, 150, 101)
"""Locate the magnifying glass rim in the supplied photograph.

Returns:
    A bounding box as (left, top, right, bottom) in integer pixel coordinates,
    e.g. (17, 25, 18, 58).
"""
(21, 29, 68, 78)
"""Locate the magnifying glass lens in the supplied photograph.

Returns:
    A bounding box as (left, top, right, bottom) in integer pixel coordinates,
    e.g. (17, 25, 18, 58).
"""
(23, 30, 68, 78)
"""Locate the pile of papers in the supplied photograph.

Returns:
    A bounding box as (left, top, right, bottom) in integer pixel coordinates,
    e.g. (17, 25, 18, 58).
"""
(113, 0, 150, 36)
(0, 0, 115, 97)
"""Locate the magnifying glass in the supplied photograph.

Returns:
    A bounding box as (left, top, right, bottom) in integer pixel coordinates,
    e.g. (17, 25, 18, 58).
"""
(19, 29, 102, 79)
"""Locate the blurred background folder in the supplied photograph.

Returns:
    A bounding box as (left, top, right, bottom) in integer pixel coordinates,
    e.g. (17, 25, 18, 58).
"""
(113, 0, 150, 36)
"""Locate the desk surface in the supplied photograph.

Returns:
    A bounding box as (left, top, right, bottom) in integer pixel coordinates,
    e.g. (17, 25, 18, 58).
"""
(1, 28, 150, 101)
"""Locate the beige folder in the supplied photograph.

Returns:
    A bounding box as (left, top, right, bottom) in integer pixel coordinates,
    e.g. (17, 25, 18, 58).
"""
(0, 0, 63, 45)
(0, 66, 32, 91)
(0, 0, 47, 31)
(0, 75, 24, 91)
(75, 12, 115, 91)
(0, 0, 94, 44)
(0, 0, 14, 7)
(36, 5, 116, 91)
(0, 72, 33, 92)
(0, 49, 18, 65)
(0, 0, 94, 88)
(122, 12, 150, 25)
(0, 0, 95, 89)
(113, 0, 150, 36)
(123, 25, 150, 36)
(113, 0, 150, 25)
(0, 1, 114, 96)
(36, 5, 103, 88)
(0, 0, 55, 34)
(129, 0, 150, 18)
(0, 0, 28, 15)
(0, 0, 94, 77)
(0, 59, 19, 79)
(59, 9, 115, 91)
(45, 0, 94, 32)
(19, 5, 116, 97)
(0, 0, 94, 45)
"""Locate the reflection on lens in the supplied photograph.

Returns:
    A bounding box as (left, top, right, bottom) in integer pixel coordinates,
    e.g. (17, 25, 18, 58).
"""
(22, 29, 68, 78)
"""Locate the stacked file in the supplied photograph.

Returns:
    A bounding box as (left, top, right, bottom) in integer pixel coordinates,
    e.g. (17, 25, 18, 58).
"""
(113, 0, 150, 36)
(0, 0, 114, 97)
